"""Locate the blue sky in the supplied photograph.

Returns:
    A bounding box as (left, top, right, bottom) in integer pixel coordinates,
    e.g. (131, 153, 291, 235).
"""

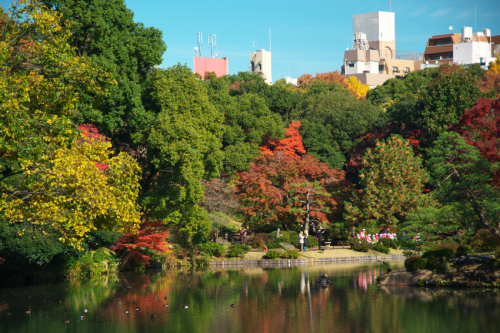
(2, 0, 500, 79)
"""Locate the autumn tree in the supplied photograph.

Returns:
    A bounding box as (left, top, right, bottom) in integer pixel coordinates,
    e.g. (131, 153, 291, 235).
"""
(345, 135, 430, 229)
(297, 71, 368, 99)
(237, 154, 345, 231)
(260, 120, 306, 158)
(0, 1, 141, 250)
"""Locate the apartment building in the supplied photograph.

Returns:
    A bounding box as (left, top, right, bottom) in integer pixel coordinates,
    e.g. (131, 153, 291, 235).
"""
(250, 49, 272, 84)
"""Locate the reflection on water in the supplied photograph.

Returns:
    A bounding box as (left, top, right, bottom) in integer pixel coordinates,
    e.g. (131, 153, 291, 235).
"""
(0, 262, 499, 333)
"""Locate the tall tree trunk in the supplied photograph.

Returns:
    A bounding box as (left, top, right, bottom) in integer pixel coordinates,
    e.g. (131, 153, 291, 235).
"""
(304, 190, 311, 231)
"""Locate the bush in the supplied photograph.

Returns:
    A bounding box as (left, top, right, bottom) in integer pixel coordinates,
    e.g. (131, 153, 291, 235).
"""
(282, 250, 300, 259)
(404, 255, 422, 271)
(198, 243, 226, 257)
(413, 258, 428, 271)
(373, 243, 390, 254)
(350, 239, 371, 252)
(434, 243, 459, 253)
(426, 256, 445, 271)
(455, 245, 472, 257)
(422, 247, 454, 260)
(495, 249, 500, 259)
(470, 229, 500, 252)
(266, 250, 282, 259)
(379, 237, 399, 249)
(226, 243, 250, 258)
(306, 235, 319, 247)
(249, 233, 268, 249)
(265, 243, 284, 249)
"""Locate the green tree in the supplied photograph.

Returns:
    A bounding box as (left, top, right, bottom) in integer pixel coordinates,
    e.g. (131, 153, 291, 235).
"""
(345, 135, 430, 229)
(427, 132, 500, 239)
(290, 82, 385, 169)
(204, 74, 285, 173)
(139, 65, 224, 246)
(41, 0, 166, 143)
(420, 69, 480, 144)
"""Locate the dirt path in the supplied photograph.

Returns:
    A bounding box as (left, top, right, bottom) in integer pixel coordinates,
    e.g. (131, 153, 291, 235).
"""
(244, 248, 404, 260)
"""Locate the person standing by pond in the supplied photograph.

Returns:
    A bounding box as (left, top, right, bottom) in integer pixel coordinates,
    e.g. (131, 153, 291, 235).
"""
(316, 227, 325, 250)
(242, 231, 248, 246)
(298, 231, 305, 252)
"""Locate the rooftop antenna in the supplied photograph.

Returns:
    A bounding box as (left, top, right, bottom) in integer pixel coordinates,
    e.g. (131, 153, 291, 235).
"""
(251, 41, 256, 52)
(208, 34, 217, 58)
(269, 28, 272, 53)
(197, 31, 202, 57)
(280, 72, 286, 79)
(390, 0, 391, 12)
(475, 2, 476, 33)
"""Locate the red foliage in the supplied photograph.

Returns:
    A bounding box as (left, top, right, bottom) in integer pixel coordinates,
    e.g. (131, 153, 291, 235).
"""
(79, 124, 106, 141)
(449, 97, 500, 186)
(113, 221, 170, 266)
(260, 121, 306, 158)
(237, 153, 347, 230)
(78, 124, 109, 171)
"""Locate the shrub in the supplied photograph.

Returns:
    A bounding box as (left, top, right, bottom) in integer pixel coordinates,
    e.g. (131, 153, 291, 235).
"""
(495, 249, 500, 259)
(250, 233, 268, 249)
(426, 256, 445, 271)
(470, 229, 500, 252)
(422, 247, 454, 260)
(282, 250, 300, 259)
(379, 237, 399, 249)
(226, 243, 250, 258)
(433, 243, 459, 253)
(265, 243, 284, 249)
(404, 255, 422, 271)
(266, 250, 282, 259)
(198, 243, 226, 257)
(455, 245, 472, 257)
(306, 235, 319, 247)
(413, 258, 428, 271)
(350, 239, 371, 252)
(373, 243, 390, 254)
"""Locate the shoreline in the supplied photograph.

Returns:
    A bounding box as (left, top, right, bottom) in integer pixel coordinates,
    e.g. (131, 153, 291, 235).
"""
(210, 254, 406, 268)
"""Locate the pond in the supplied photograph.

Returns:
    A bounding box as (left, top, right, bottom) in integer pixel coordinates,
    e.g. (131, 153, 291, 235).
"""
(0, 262, 498, 333)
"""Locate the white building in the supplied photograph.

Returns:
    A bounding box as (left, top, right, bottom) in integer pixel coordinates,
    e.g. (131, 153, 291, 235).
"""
(250, 49, 272, 84)
(285, 76, 298, 86)
(353, 11, 396, 59)
(453, 27, 495, 70)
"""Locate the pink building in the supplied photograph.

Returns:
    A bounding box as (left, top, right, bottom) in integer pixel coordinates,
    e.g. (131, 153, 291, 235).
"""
(193, 57, 228, 78)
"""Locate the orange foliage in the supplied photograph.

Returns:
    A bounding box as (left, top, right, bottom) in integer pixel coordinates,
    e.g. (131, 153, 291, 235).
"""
(260, 120, 306, 158)
(479, 72, 500, 99)
(297, 71, 361, 98)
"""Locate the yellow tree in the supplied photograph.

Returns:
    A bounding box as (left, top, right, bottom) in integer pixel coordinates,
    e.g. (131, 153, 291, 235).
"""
(345, 75, 370, 99)
(487, 52, 500, 74)
(0, 0, 140, 249)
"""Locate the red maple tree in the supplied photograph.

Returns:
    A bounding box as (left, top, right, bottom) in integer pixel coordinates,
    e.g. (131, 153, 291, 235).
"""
(237, 153, 346, 231)
(113, 221, 170, 268)
(449, 97, 500, 187)
(260, 120, 306, 158)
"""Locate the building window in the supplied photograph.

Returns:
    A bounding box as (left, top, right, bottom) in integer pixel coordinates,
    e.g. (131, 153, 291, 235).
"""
(430, 55, 441, 60)
(444, 54, 453, 59)
(251, 63, 255, 72)
(392, 66, 399, 74)
(403, 67, 410, 73)
(348, 63, 354, 68)
(436, 40, 452, 46)
(379, 65, 385, 71)
(259, 63, 262, 70)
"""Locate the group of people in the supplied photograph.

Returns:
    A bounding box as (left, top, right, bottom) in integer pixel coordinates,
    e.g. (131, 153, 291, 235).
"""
(351, 229, 421, 242)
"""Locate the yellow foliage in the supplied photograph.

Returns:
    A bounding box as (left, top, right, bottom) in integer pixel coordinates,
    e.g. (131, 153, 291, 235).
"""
(487, 52, 500, 74)
(345, 75, 370, 99)
(0, 1, 138, 250)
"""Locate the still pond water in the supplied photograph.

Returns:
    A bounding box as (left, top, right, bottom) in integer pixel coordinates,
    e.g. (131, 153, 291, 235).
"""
(0, 262, 498, 333)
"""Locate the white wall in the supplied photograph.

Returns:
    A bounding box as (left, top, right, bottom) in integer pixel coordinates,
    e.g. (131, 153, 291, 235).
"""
(250, 49, 272, 84)
(353, 11, 395, 43)
(454, 41, 493, 69)
(345, 61, 379, 75)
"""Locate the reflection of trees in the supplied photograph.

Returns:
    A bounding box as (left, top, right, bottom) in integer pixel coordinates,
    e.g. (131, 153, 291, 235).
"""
(1, 264, 500, 333)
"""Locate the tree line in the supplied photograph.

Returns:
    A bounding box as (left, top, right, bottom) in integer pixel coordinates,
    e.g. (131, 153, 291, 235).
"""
(1, 0, 500, 281)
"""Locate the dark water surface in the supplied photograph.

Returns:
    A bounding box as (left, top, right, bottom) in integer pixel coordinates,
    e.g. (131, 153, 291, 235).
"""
(0, 262, 498, 333)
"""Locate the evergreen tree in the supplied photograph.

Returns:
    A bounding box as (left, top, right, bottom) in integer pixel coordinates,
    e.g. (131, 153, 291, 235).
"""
(345, 135, 429, 229)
